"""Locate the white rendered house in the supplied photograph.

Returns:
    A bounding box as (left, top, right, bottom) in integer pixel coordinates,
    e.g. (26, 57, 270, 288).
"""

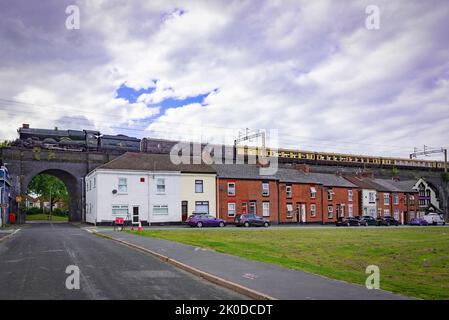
(85, 153, 216, 225)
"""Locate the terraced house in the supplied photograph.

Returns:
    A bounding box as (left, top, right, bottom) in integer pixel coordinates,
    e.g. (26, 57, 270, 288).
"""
(85, 153, 216, 225)
(213, 164, 279, 224)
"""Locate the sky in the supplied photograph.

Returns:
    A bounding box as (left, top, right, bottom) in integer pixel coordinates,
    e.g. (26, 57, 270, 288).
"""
(0, 0, 448, 160)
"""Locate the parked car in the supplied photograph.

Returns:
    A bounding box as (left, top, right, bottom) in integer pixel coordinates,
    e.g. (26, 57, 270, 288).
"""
(336, 217, 362, 226)
(423, 213, 446, 226)
(235, 214, 270, 227)
(186, 214, 226, 228)
(409, 218, 428, 226)
(360, 216, 378, 226)
(377, 216, 399, 226)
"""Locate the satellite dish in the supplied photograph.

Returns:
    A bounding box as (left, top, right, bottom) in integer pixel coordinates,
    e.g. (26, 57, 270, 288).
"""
(112, 189, 117, 194)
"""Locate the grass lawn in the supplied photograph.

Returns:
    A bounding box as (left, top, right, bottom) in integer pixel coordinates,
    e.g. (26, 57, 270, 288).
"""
(26, 213, 68, 222)
(128, 227, 449, 299)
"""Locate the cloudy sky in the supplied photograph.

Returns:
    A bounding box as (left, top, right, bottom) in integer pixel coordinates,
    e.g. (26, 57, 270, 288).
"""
(0, 0, 448, 159)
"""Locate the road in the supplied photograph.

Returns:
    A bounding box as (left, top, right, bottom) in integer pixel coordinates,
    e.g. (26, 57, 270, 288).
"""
(0, 222, 245, 300)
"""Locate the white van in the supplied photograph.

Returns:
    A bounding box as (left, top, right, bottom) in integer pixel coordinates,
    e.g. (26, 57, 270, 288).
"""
(423, 213, 446, 225)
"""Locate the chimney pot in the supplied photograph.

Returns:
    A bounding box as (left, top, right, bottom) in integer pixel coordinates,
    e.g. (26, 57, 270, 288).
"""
(22, 123, 29, 129)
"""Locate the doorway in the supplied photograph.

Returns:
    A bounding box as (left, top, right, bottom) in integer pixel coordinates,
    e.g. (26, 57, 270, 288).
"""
(301, 203, 306, 223)
(182, 201, 188, 221)
(132, 206, 139, 224)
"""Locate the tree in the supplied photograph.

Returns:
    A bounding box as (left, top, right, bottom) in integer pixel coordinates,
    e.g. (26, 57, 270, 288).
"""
(0, 140, 12, 148)
(27, 174, 68, 213)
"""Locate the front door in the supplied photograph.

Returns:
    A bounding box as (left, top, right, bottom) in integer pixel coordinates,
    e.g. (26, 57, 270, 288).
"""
(301, 204, 306, 223)
(182, 201, 188, 221)
(132, 206, 139, 224)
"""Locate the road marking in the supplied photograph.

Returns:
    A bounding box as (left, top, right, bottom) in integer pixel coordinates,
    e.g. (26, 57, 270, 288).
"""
(242, 273, 259, 280)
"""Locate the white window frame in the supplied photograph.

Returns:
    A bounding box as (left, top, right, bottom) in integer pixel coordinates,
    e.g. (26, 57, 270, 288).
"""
(112, 205, 128, 216)
(384, 209, 390, 217)
(348, 204, 353, 217)
(156, 178, 166, 194)
(348, 189, 353, 202)
(310, 204, 316, 217)
(327, 205, 333, 218)
(384, 194, 390, 205)
(310, 187, 316, 199)
(286, 203, 293, 218)
(286, 185, 292, 198)
(227, 182, 236, 196)
(118, 177, 127, 193)
(153, 204, 169, 215)
(393, 194, 399, 205)
(394, 208, 399, 220)
(369, 192, 375, 204)
(262, 202, 270, 217)
(328, 189, 333, 201)
(195, 201, 209, 214)
(93, 177, 96, 189)
(195, 180, 204, 193)
(262, 182, 270, 196)
(227, 202, 236, 217)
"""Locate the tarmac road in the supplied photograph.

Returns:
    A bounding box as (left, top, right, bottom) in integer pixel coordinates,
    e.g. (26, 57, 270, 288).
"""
(0, 222, 246, 300)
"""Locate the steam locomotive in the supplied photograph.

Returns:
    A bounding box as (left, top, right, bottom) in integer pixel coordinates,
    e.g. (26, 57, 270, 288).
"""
(13, 124, 141, 153)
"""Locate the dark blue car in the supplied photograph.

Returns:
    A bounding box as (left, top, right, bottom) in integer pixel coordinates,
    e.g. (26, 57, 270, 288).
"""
(234, 214, 270, 227)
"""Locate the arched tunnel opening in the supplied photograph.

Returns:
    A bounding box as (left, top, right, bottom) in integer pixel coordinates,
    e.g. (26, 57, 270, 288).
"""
(23, 169, 81, 222)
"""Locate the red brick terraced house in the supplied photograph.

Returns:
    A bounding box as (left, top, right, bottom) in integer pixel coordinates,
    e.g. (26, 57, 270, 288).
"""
(311, 173, 360, 224)
(276, 167, 323, 224)
(213, 164, 279, 223)
(371, 179, 419, 224)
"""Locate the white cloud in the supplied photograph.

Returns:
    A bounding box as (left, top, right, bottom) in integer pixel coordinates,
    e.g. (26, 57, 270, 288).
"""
(0, 0, 448, 161)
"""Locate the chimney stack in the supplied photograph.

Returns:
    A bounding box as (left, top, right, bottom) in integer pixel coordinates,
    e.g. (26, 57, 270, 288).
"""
(296, 164, 311, 173)
(22, 123, 29, 129)
(356, 170, 374, 179)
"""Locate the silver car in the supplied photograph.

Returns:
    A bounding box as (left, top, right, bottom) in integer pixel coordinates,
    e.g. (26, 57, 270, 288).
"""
(423, 213, 446, 226)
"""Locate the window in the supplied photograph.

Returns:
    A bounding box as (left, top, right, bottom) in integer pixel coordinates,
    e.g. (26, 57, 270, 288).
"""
(249, 201, 257, 214)
(327, 205, 333, 218)
(195, 201, 209, 214)
(384, 209, 390, 217)
(227, 182, 236, 196)
(286, 203, 293, 218)
(394, 208, 399, 220)
(310, 204, 316, 217)
(157, 178, 165, 193)
(112, 205, 128, 216)
(262, 202, 270, 217)
(383, 194, 390, 205)
(195, 180, 203, 193)
(310, 187, 316, 199)
(286, 185, 292, 198)
(348, 204, 353, 217)
(262, 182, 270, 196)
(328, 189, 333, 201)
(93, 177, 96, 188)
(118, 178, 127, 193)
(393, 194, 399, 205)
(348, 189, 353, 202)
(369, 208, 376, 217)
(153, 205, 169, 215)
(368, 192, 375, 204)
(227, 203, 236, 217)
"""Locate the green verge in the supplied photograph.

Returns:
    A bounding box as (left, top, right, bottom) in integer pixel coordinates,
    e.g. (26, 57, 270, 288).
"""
(25, 213, 68, 222)
(128, 227, 449, 300)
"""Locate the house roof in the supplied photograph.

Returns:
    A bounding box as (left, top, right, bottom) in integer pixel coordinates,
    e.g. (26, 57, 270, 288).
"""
(95, 152, 216, 174)
(343, 176, 386, 190)
(372, 179, 418, 193)
(276, 168, 321, 184)
(212, 164, 277, 180)
(309, 173, 357, 188)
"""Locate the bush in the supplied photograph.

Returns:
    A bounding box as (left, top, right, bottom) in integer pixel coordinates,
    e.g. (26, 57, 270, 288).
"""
(25, 207, 43, 215)
(52, 208, 68, 217)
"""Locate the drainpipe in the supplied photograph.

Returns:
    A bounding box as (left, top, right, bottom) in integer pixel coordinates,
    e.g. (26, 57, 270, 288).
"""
(277, 180, 280, 225)
(321, 186, 325, 225)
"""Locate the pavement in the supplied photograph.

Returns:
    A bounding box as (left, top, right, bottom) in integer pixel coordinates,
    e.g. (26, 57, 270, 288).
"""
(0, 222, 246, 300)
(97, 229, 412, 300)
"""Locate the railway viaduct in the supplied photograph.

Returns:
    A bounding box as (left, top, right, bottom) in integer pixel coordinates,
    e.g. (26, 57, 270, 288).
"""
(1, 143, 448, 222)
(0, 147, 119, 222)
